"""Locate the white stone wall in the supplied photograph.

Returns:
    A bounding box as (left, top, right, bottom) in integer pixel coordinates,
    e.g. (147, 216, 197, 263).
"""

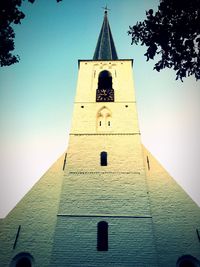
(50, 217, 158, 267)
(66, 135, 143, 172)
(71, 60, 139, 135)
(0, 156, 64, 267)
(74, 60, 135, 103)
(143, 146, 200, 266)
(50, 60, 158, 266)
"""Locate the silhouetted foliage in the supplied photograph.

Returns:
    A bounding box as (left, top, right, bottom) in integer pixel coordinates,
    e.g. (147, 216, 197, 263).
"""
(128, 0, 200, 81)
(0, 0, 62, 67)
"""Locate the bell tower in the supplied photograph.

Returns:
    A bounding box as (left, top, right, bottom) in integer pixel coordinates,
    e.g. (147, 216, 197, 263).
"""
(49, 9, 158, 266)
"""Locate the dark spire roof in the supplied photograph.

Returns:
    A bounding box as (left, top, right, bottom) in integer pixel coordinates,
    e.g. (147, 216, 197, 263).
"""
(93, 10, 118, 60)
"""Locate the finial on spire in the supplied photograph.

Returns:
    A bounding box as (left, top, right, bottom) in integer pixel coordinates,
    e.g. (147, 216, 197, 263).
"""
(102, 5, 110, 15)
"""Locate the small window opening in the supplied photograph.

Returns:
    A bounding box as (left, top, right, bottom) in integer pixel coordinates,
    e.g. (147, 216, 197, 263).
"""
(81, 106, 84, 108)
(147, 156, 150, 170)
(13, 225, 21, 249)
(99, 121, 101, 126)
(125, 105, 128, 108)
(100, 151, 107, 166)
(63, 153, 67, 171)
(97, 221, 108, 251)
(108, 121, 110, 126)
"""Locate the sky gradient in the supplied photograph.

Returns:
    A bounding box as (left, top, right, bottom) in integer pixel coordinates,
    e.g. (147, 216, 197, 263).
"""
(0, 0, 200, 218)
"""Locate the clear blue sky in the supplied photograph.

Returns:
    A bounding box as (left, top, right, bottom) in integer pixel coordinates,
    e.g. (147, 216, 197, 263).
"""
(0, 0, 200, 217)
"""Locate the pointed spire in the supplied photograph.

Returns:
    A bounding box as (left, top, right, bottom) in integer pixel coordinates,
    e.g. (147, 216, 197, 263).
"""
(93, 9, 118, 60)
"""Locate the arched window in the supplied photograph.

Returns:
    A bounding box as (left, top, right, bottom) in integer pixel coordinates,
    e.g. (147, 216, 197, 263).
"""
(98, 70, 112, 89)
(10, 253, 34, 267)
(96, 70, 114, 102)
(97, 221, 108, 251)
(100, 151, 107, 166)
(177, 255, 200, 267)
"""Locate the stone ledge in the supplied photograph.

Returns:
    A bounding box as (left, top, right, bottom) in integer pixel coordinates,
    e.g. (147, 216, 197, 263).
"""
(66, 171, 141, 175)
(70, 133, 141, 136)
(57, 214, 152, 219)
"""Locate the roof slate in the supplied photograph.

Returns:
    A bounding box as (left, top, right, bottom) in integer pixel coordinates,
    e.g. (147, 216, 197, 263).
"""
(93, 11, 118, 60)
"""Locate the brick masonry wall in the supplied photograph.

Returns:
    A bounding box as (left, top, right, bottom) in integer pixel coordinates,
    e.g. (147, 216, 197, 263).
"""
(143, 146, 200, 266)
(50, 60, 158, 266)
(50, 216, 157, 267)
(0, 155, 64, 267)
(75, 60, 135, 104)
(66, 135, 144, 172)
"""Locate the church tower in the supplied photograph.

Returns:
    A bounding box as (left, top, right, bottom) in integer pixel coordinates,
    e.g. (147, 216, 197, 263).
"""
(50, 9, 158, 265)
(0, 10, 200, 267)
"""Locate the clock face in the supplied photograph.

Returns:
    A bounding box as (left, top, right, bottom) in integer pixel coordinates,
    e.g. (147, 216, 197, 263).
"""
(96, 89, 114, 102)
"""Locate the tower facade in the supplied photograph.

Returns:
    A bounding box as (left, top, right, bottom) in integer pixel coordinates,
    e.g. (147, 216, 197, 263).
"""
(50, 9, 158, 265)
(0, 11, 200, 267)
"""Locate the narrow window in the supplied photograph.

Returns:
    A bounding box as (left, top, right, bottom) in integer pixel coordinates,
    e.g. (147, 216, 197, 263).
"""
(13, 225, 21, 249)
(97, 221, 108, 251)
(147, 156, 150, 170)
(100, 151, 107, 166)
(63, 153, 67, 171)
(99, 121, 101, 126)
(196, 229, 200, 242)
(108, 121, 110, 126)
